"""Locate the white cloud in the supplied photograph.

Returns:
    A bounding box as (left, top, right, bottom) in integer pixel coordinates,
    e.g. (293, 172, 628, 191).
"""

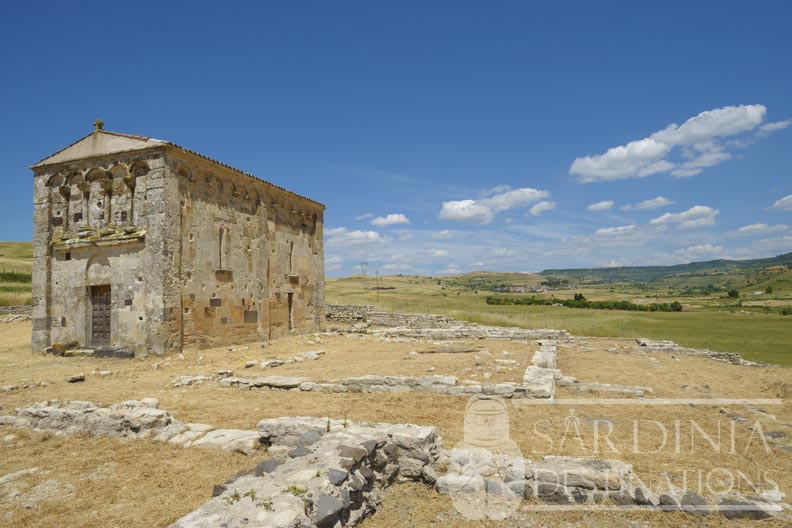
(587, 200, 614, 212)
(440, 265, 462, 276)
(650, 206, 719, 229)
(595, 225, 636, 236)
(432, 229, 454, 239)
(438, 186, 549, 224)
(355, 213, 374, 221)
(438, 199, 494, 224)
(325, 227, 383, 245)
(371, 213, 410, 227)
(529, 200, 556, 216)
(670, 142, 732, 177)
(652, 106, 765, 146)
(744, 235, 792, 255)
(493, 248, 515, 256)
(621, 196, 674, 211)
(327, 256, 343, 264)
(673, 244, 726, 261)
(732, 223, 789, 237)
(771, 194, 792, 211)
(429, 249, 450, 257)
(483, 187, 549, 211)
(398, 233, 414, 241)
(759, 120, 792, 134)
(570, 104, 772, 182)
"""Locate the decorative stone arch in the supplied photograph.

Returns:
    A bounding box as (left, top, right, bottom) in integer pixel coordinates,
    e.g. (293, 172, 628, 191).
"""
(109, 164, 129, 180)
(109, 165, 133, 225)
(129, 160, 150, 178)
(177, 165, 194, 181)
(85, 168, 112, 228)
(47, 173, 68, 230)
(65, 170, 87, 228)
(66, 170, 84, 186)
(47, 172, 65, 188)
(86, 168, 108, 182)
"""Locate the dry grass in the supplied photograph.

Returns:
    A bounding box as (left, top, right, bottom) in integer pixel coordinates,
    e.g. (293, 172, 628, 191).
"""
(1, 321, 791, 526)
(0, 427, 266, 528)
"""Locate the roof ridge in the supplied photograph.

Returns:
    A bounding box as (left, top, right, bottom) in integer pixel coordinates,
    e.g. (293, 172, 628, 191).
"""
(32, 128, 324, 209)
(169, 143, 325, 209)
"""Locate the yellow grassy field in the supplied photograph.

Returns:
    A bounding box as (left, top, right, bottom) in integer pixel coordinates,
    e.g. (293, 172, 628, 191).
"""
(1, 321, 791, 526)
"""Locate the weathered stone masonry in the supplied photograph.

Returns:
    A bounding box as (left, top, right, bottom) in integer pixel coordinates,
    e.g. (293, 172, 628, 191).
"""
(31, 124, 325, 355)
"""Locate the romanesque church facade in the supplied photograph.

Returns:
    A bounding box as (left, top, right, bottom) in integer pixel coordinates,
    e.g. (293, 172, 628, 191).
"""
(31, 124, 325, 355)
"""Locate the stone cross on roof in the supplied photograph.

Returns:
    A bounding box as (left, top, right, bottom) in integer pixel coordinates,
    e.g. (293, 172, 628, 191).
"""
(93, 119, 105, 131)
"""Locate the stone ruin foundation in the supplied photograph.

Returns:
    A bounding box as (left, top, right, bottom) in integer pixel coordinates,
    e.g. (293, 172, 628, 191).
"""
(1, 398, 787, 525)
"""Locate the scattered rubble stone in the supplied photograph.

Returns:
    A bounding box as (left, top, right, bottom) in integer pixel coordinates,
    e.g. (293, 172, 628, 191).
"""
(260, 349, 325, 369)
(65, 374, 85, 383)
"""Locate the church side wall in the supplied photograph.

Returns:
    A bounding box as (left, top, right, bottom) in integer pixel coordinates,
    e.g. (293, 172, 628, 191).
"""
(167, 152, 324, 349)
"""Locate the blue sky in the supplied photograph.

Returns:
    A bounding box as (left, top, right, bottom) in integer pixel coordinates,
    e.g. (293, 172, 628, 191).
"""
(1, 1, 791, 276)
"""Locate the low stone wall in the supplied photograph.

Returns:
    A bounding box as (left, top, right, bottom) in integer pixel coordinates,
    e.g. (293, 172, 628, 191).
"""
(0, 305, 32, 315)
(2, 398, 787, 523)
(325, 304, 375, 323)
(636, 338, 768, 367)
(173, 372, 550, 399)
(326, 304, 573, 340)
(558, 380, 654, 397)
(366, 312, 456, 328)
(172, 417, 442, 527)
(436, 454, 787, 519)
(256, 350, 325, 369)
(0, 399, 262, 456)
(365, 325, 571, 341)
(325, 304, 453, 328)
(0, 305, 32, 323)
(520, 340, 559, 399)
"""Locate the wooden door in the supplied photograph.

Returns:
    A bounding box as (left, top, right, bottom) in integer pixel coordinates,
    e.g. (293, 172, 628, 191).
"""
(91, 285, 111, 346)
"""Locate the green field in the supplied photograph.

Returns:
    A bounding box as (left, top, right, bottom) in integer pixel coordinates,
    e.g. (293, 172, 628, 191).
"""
(327, 274, 792, 367)
(0, 242, 33, 306)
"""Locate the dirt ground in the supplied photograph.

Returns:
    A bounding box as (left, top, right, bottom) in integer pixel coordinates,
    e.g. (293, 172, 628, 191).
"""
(1, 321, 791, 527)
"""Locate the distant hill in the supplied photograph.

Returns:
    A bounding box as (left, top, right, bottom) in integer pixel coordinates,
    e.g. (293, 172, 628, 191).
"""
(539, 252, 792, 285)
(439, 271, 542, 291)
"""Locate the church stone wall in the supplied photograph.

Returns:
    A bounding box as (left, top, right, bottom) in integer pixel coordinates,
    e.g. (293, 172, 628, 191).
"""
(168, 151, 324, 349)
(32, 131, 325, 356)
(31, 151, 175, 355)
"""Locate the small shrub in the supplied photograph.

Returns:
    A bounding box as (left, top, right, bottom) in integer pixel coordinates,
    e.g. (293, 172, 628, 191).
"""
(285, 485, 307, 496)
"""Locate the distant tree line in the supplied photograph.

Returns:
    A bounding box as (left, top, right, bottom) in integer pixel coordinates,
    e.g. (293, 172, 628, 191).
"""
(486, 295, 683, 312)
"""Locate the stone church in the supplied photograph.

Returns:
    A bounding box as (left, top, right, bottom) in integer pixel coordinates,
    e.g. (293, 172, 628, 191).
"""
(31, 122, 325, 356)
